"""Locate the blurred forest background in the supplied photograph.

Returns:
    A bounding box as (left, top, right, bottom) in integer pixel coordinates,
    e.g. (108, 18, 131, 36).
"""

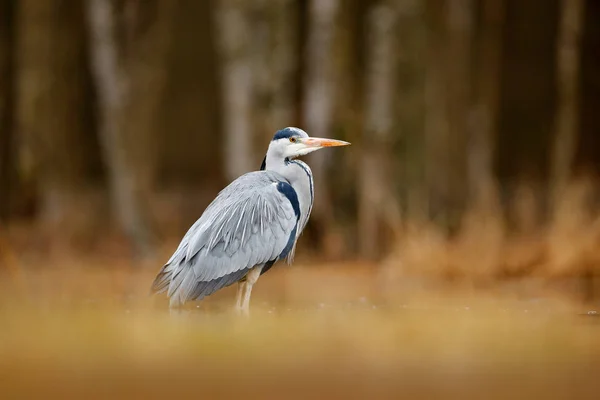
(0, 0, 599, 300)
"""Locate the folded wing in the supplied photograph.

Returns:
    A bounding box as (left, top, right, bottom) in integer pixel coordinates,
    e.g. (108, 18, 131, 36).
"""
(151, 171, 299, 307)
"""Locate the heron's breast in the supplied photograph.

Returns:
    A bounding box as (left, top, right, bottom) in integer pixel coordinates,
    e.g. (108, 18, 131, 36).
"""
(288, 160, 314, 232)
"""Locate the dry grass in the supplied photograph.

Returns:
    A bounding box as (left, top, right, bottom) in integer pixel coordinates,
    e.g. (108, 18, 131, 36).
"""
(381, 180, 600, 303)
(3, 182, 600, 399)
(1, 257, 599, 400)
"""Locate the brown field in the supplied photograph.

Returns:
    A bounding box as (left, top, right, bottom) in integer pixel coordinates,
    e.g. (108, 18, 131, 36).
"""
(1, 241, 600, 400)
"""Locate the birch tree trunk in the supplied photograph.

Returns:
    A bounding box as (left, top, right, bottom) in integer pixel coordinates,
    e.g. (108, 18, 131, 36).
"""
(250, 0, 274, 146)
(87, 0, 173, 258)
(216, 0, 257, 180)
(359, 1, 399, 259)
(551, 0, 584, 210)
(302, 0, 339, 250)
(0, 0, 15, 223)
(265, 0, 298, 134)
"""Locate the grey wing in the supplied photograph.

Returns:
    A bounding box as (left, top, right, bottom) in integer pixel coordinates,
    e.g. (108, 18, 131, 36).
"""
(151, 172, 299, 307)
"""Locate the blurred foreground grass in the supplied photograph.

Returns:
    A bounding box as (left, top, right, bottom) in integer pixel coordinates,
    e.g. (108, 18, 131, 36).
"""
(1, 257, 600, 399)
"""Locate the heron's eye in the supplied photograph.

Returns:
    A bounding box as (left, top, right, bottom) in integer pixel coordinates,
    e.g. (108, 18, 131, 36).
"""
(289, 137, 297, 143)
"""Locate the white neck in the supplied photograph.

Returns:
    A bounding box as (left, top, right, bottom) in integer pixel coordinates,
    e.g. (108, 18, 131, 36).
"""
(264, 154, 314, 236)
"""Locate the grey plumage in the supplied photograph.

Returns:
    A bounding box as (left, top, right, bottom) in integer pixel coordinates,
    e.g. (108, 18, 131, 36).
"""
(151, 171, 298, 307)
(151, 127, 349, 312)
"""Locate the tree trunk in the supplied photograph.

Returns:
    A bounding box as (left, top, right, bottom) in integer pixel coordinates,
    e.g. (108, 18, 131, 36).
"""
(396, 0, 428, 223)
(157, 0, 223, 186)
(216, 0, 257, 180)
(424, 0, 455, 231)
(86, 0, 173, 258)
(551, 0, 584, 210)
(574, 0, 600, 178)
(445, 0, 473, 223)
(0, 0, 15, 223)
(468, 0, 504, 210)
(574, 0, 600, 302)
(16, 0, 95, 234)
(496, 0, 560, 230)
(302, 0, 339, 253)
(552, 0, 586, 302)
(264, 0, 298, 135)
(359, 1, 399, 259)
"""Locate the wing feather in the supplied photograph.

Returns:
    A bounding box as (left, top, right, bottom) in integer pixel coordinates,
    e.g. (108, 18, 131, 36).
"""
(151, 171, 299, 307)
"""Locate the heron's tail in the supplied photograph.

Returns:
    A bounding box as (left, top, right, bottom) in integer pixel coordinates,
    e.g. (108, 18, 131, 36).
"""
(150, 263, 174, 294)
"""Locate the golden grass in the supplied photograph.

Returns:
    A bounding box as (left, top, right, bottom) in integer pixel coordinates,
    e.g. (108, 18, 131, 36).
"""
(3, 180, 600, 399)
(381, 180, 600, 302)
(1, 258, 599, 400)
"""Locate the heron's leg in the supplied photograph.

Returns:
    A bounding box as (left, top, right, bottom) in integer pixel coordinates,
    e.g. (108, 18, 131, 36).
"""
(241, 267, 262, 316)
(235, 281, 246, 312)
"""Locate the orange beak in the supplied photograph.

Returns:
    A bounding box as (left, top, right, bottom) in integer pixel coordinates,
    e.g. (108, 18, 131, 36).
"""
(303, 137, 351, 148)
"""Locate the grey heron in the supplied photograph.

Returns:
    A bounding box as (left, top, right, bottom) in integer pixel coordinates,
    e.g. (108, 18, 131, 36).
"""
(151, 127, 350, 314)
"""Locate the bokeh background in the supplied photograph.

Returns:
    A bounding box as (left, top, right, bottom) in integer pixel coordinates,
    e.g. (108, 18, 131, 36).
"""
(1, 0, 600, 398)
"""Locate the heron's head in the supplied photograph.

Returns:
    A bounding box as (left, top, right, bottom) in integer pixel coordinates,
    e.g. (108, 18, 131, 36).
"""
(268, 127, 350, 161)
